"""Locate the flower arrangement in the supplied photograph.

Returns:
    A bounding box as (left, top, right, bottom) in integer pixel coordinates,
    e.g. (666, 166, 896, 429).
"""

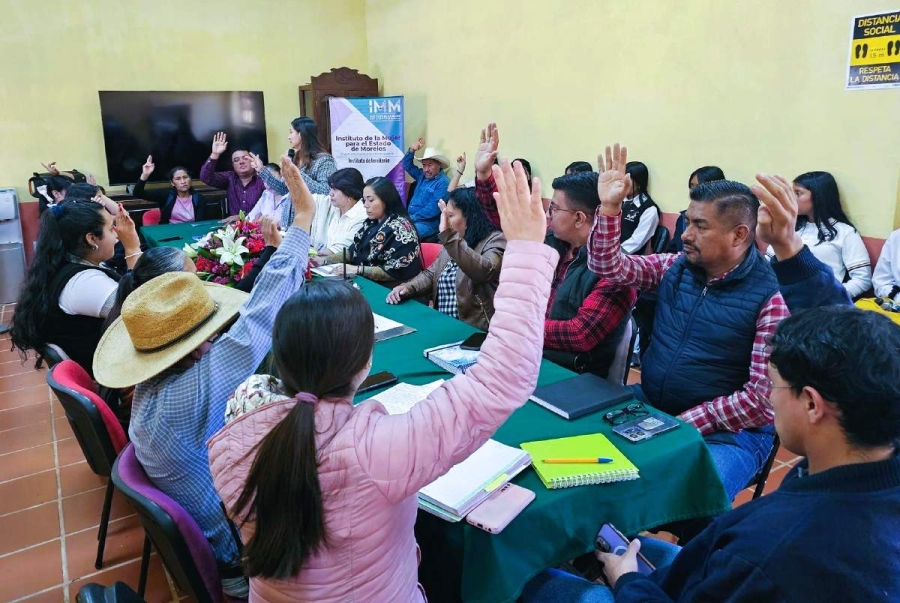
(183, 213, 267, 286)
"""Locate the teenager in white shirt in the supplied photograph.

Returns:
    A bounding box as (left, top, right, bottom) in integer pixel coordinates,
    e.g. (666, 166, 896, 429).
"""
(766, 171, 872, 298)
(309, 168, 369, 262)
(873, 228, 900, 302)
(620, 161, 660, 255)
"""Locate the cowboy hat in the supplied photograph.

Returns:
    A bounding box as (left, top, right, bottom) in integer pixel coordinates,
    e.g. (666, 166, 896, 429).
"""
(93, 272, 249, 389)
(415, 147, 451, 170)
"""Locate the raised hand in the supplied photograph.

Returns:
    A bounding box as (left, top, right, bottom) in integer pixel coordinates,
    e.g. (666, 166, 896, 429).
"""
(281, 154, 315, 232)
(211, 132, 228, 158)
(259, 216, 283, 248)
(86, 173, 98, 186)
(491, 157, 545, 242)
(114, 204, 139, 248)
(475, 122, 499, 179)
(597, 144, 631, 215)
(438, 199, 449, 233)
(410, 137, 425, 152)
(386, 285, 410, 304)
(753, 173, 803, 260)
(41, 161, 61, 176)
(456, 152, 467, 174)
(141, 155, 155, 180)
(248, 152, 264, 172)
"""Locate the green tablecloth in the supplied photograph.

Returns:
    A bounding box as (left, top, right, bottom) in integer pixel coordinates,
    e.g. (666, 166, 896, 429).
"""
(356, 277, 729, 603)
(142, 220, 222, 248)
(143, 221, 729, 602)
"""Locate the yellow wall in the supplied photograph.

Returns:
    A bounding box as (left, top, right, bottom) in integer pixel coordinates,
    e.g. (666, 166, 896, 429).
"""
(0, 0, 368, 202)
(365, 0, 900, 238)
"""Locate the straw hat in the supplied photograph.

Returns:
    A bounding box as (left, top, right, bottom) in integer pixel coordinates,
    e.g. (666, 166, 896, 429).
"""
(93, 272, 249, 389)
(415, 147, 450, 170)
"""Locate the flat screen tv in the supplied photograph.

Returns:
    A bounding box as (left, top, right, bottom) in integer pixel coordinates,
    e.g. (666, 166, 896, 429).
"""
(98, 91, 268, 185)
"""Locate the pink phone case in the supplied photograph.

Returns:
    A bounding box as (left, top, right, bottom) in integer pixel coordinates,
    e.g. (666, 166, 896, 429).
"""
(466, 483, 535, 534)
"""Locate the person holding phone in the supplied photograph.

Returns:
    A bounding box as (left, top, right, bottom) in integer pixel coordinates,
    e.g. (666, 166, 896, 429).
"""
(386, 188, 506, 330)
(207, 158, 558, 602)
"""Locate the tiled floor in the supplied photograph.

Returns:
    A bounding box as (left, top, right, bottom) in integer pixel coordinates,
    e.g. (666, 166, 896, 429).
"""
(0, 305, 181, 603)
(0, 302, 798, 602)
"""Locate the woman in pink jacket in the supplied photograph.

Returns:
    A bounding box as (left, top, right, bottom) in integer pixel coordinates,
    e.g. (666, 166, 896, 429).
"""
(207, 159, 557, 602)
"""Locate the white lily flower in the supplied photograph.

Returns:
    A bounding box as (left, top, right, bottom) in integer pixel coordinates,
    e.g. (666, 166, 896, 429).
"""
(213, 226, 249, 266)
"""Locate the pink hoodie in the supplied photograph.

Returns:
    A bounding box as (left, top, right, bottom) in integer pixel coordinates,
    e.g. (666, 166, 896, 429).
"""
(207, 241, 558, 602)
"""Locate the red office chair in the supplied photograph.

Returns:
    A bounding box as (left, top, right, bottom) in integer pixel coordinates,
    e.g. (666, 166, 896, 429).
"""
(420, 243, 442, 268)
(142, 208, 161, 226)
(47, 361, 128, 569)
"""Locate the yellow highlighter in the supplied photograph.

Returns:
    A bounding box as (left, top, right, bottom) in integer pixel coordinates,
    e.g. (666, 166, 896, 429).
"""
(542, 457, 613, 464)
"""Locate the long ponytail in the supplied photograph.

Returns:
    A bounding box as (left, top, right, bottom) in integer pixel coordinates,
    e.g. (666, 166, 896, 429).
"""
(233, 280, 374, 578)
(9, 202, 106, 361)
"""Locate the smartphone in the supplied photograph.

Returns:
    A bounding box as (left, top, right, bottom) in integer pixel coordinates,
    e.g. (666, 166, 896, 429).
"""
(357, 371, 398, 395)
(460, 332, 487, 351)
(595, 524, 655, 575)
(466, 483, 535, 534)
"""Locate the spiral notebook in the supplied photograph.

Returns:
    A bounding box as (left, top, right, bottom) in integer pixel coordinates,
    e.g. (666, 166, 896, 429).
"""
(520, 433, 640, 489)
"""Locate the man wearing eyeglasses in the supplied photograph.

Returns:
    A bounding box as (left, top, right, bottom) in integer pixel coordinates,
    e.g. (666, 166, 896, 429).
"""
(586, 144, 789, 503)
(200, 131, 266, 216)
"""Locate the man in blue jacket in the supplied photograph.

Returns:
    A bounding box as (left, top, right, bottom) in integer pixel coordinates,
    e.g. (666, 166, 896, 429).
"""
(402, 137, 450, 241)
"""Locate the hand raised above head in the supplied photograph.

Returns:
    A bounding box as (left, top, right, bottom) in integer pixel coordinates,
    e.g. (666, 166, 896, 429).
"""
(456, 152, 467, 173)
(411, 137, 426, 152)
(596, 144, 630, 214)
(211, 132, 228, 156)
(491, 158, 545, 242)
(753, 173, 803, 260)
(475, 123, 499, 178)
(141, 155, 155, 179)
(281, 155, 314, 231)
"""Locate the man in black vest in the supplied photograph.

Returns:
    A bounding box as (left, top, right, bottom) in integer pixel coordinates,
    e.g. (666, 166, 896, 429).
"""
(543, 172, 636, 376)
(587, 144, 790, 501)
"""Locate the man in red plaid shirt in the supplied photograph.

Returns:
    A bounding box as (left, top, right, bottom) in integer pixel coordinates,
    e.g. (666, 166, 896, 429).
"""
(587, 144, 789, 501)
(473, 124, 636, 377)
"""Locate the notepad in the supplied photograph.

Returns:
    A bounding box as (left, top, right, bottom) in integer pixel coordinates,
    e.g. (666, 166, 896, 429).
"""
(372, 313, 416, 342)
(520, 433, 640, 489)
(365, 380, 445, 415)
(418, 439, 532, 519)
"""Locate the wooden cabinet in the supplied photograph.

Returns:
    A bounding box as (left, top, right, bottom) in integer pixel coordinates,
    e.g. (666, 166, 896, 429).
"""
(298, 67, 379, 148)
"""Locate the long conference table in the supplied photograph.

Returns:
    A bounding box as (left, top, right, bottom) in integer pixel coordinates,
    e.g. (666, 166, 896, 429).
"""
(144, 221, 730, 603)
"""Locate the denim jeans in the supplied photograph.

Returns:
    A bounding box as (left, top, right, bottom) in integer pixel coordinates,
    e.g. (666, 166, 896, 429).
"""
(521, 537, 682, 603)
(628, 385, 776, 501)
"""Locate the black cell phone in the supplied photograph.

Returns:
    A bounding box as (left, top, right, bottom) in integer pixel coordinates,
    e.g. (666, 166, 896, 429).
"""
(460, 332, 487, 351)
(357, 371, 398, 394)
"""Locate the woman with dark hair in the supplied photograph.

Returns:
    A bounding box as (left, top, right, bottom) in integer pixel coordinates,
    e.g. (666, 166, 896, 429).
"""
(387, 188, 506, 329)
(309, 167, 369, 260)
(765, 171, 871, 298)
(320, 177, 423, 285)
(207, 158, 558, 601)
(620, 161, 660, 255)
(565, 161, 593, 174)
(9, 201, 141, 375)
(255, 116, 337, 198)
(133, 155, 206, 224)
(669, 165, 727, 253)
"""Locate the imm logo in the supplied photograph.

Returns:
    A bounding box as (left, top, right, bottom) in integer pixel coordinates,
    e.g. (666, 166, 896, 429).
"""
(368, 99, 402, 114)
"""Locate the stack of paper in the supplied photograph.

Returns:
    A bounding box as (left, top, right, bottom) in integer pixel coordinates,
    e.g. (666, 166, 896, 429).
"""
(365, 381, 530, 522)
(373, 313, 416, 342)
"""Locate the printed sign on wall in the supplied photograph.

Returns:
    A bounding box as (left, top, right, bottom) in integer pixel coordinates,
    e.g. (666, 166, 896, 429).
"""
(847, 10, 900, 90)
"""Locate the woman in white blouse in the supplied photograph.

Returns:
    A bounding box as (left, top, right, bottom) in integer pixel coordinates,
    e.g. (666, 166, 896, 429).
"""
(9, 200, 141, 375)
(309, 168, 368, 262)
(766, 171, 872, 298)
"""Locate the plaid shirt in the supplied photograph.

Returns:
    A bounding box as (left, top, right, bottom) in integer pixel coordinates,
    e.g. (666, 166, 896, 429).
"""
(588, 212, 789, 435)
(436, 260, 460, 318)
(545, 247, 637, 353)
(474, 174, 502, 229)
(199, 159, 266, 216)
(129, 227, 310, 563)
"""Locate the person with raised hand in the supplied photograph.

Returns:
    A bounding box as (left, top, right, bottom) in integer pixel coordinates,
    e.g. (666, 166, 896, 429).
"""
(386, 188, 506, 330)
(200, 131, 266, 216)
(588, 143, 788, 503)
(753, 173, 851, 310)
(133, 155, 206, 224)
(92, 155, 315, 599)
(446, 151, 468, 193)
(474, 122, 502, 228)
(207, 157, 558, 602)
(402, 135, 451, 241)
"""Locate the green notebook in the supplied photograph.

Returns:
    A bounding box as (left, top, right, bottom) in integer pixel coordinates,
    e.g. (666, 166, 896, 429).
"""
(520, 433, 640, 489)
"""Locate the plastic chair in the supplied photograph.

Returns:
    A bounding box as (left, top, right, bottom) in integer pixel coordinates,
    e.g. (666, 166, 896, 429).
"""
(142, 208, 161, 226)
(650, 225, 670, 254)
(36, 343, 69, 371)
(112, 444, 224, 603)
(420, 242, 442, 268)
(747, 434, 781, 500)
(47, 361, 128, 570)
(606, 317, 634, 386)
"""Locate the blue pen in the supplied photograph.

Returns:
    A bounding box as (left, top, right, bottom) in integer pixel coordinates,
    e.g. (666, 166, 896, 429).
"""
(542, 457, 614, 464)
